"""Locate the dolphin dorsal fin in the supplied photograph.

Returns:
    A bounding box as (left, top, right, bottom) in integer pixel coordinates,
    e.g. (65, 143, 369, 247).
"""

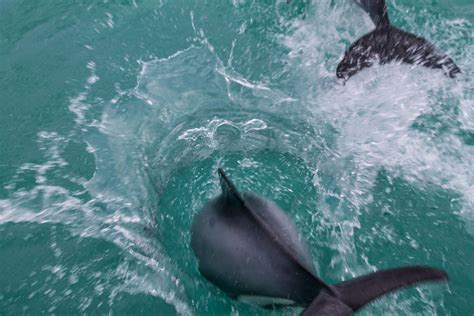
(355, 0, 390, 28)
(218, 168, 245, 204)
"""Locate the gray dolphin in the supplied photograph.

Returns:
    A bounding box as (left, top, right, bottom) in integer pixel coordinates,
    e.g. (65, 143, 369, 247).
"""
(337, 0, 461, 81)
(190, 168, 448, 315)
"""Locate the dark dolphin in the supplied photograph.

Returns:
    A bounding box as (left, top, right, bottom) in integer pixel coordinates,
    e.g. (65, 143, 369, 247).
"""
(337, 0, 461, 81)
(191, 168, 448, 315)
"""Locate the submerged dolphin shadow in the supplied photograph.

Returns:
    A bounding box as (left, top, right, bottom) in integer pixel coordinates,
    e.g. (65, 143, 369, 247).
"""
(337, 0, 461, 81)
(190, 169, 448, 315)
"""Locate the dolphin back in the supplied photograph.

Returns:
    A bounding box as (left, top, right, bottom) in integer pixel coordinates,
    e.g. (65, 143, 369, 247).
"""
(217, 168, 314, 274)
(337, 0, 461, 81)
(192, 169, 333, 304)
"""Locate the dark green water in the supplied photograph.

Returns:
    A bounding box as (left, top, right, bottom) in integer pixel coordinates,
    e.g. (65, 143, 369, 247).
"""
(1, 0, 473, 314)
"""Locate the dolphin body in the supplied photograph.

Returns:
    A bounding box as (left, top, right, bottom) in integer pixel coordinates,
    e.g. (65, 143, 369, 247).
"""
(337, 0, 461, 81)
(191, 169, 448, 315)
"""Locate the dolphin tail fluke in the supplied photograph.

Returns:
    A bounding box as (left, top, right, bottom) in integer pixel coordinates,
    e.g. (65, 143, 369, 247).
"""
(334, 266, 447, 312)
(301, 266, 447, 315)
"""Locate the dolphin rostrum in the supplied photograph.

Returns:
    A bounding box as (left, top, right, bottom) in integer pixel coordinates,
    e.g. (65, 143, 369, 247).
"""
(190, 168, 448, 315)
(337, 0, 461, 81)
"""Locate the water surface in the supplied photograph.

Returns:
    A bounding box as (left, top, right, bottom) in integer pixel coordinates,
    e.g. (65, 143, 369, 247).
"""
(1, 0, 473, 314)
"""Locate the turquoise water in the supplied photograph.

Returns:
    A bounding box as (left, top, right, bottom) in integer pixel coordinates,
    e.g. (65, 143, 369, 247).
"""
(1, 0, 473, 314)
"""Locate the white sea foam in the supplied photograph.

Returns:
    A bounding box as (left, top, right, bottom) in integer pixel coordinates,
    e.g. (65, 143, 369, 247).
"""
(282, 0, 474, 237)
(2, 1, 471, 314)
